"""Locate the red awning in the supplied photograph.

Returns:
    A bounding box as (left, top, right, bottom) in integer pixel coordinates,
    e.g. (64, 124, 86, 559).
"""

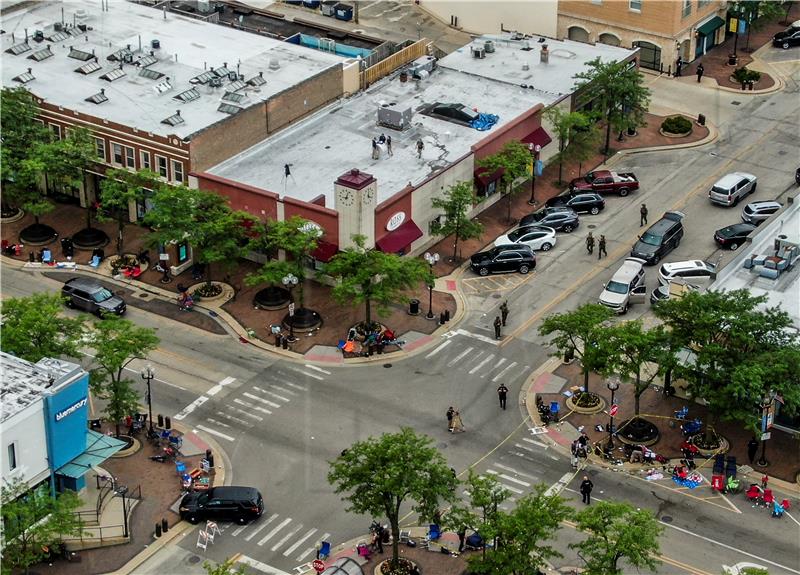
(474, 166, 504, 186)
(521, 127, 552, 148)
(376, 219, 423, 253)
(311, 240, 338, 262)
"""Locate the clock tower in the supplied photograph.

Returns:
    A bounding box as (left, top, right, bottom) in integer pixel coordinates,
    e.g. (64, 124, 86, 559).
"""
(334, 169, 377, 250)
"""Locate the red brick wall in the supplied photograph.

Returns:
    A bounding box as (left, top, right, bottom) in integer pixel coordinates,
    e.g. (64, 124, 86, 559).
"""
(471, 105, 545, 161)
(196, 172, 279, 221)
(284, 197, 340, 247)
(375, 187, 413, 242)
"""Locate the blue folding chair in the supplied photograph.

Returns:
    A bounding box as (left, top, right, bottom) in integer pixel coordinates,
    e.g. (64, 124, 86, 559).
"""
(89, 255, 101, 268)
(318, 540, 331, 559)
(674, 406, 689, 420)
(549, 401, 560, 422)
(428, 523, 441, 540)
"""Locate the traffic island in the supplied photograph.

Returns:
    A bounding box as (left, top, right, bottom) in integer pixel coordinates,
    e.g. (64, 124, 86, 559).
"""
(19, 222, 58, 245)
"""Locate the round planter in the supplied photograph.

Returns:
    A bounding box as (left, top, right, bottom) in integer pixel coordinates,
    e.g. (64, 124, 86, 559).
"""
(189, 281, 230, 303)
(615, 417, 661, 446)
(659, 128, 692, 138)
(1, 207, 24, 223)
(282, 307, 323, 332)
(111, 435, 141, 458)
(19, 223, 58, 245)
(72, 227, 110, 249)
(374, 558, 418, 575)
(566, 393, 606, 414)
(687, 432, 729, 456)
(106, 254, 141, 276)
(253, 286, 291, 310)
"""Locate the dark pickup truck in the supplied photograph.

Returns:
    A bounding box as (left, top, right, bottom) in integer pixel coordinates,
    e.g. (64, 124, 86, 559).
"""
(569, 170, 639, 197)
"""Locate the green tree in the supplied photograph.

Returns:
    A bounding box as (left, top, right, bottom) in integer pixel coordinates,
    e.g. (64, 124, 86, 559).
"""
(539, 303, 614, 400)
(467, 484, 571, 575)
(477, 140, 532, 223)
(570, 501, 662, 575)
(0, 293, 87, 363)
(430, 181, 484, 262)
(1, 480, 86, 575)
(98, 168, 162, 254)
(324, 234, 431, 328)
(453, 469, 510, 558)
(88, 317, 159, 437)
(730, 1, 786, 51)
(202, 557, 247, 575)
(544, 108, 597, 184)
(654, 290, 800, 443)
(574, 57, 650, 157)
(328, 428, 458, 570)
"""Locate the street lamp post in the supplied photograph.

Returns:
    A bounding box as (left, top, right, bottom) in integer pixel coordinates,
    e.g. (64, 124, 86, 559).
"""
(528, 143, 541, 205)
(756, 390, 777, 467)
(423, 252, 439, 319)
(606, 377, 620, 449)
(140, 364, 155, 433)
(282, 273, 299, 342)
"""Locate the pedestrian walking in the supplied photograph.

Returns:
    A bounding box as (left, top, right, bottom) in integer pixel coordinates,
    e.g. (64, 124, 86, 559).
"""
(497, 383, 509, 410)
(416, 139, 424, 159)
(761, 474, 769, 490)
(386, 135, 393, 156)
(747, 437, 759, 464)
(451, 410, 465, 432)
(598, 235, 607, 259)
(696, 63, 704, 83)
(578, 432, 588, 449)
(675, 57, 683, 77)
(640, 203, 648, 226)
(446, 406, 455, 432)
(570, 440, 579, 469)
(580, 476, 594, 504)
(371, 137, 379, 160)
(493, 316, 502, 340)
(586, 232, 594, 255)
(500, 300, 509, 326)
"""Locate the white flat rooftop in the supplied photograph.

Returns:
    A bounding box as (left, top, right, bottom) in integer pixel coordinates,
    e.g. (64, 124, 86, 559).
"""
(0, 353, 84, 422)
(0, 0, 344, 140)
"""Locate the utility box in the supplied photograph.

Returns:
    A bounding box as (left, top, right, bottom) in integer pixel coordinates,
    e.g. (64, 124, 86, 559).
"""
(378, 104, 412, 131)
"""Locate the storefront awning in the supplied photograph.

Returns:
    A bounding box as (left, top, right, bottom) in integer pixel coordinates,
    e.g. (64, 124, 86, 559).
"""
(376, 220, 423, 253)
(312, 240, 339, 262)
(697, 16, 725, 37)
(521, 127, 553, 148)
(56, 430, 127, 479)
(474, 166, 504, 186)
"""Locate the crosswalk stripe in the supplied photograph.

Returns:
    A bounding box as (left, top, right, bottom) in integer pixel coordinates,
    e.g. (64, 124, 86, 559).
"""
(270, 384, 298, 396)
(258, 517, 293, 546)
(484, 357, 506, 378)
(271, 523, 304, 552)
(297, 532, 330, 562)
(283, 527, 317, 556)
(492, 361, 517, 382)
(447, 347, 474, 367)
(468, 354, 495, 375)
(215, 411, 253, 427)
(235, 555, 291, 575)
(425, 340, 452, 358)
(493, 463, 538, 480)
(253, 386, 290, 402)
(235, 398, 272, 415)
(510, 364, 531, 381)
(245, 513, 278, 541)
(286, 366, 324, 381)
(489, 471, 531, 487)
(282, 382, 307, 391)
(482, 473, 524, 494)
(232, 523, 250, 537)
(227, 405, 263, 421)
(513, 442, 536, 453)
(206, 417, 231, 428)
(521, 437, 548, 448)
(195, 424, 235, 442)
(304, 364, 331, 375)
(244, 392, 281, 409)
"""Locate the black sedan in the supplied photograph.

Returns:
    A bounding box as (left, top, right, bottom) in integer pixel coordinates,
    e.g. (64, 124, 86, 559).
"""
(714, 223, 756, 250)
(773, 21, 800, 49)
(520, 207, 580, 232)
(545, 192, 605, 215)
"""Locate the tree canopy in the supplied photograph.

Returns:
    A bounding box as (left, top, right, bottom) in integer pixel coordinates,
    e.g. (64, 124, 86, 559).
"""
(99, 168, 162, 254)
(544, 107, 599, 184)
(445, 469, 510, 559)
(328, 427, 458, 569)
(0, 293, 87, 363)
(477, 140, 532, 223)
(430, 181, 484, 262)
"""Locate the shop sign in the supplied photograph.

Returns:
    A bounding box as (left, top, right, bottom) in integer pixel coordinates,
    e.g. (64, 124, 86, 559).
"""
(300, 221, 323, 236)
(55, 397, 88, 422)
(386, 212, 406, 231)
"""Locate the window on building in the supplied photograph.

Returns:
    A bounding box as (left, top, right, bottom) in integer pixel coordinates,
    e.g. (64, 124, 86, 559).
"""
(141, 151, 151, 171)
(7, 443, 17, 470)
(112, 143, 124, 165)
(698, 0, 710, 6)
(94, 138, 106, 161)
(629, 0, 642, 11)
(171, 160, 184, 183)
(591, 0, 602, 4)
(156, 155, 168, 179)
(124, 146, 135, 169)
(682, 0, 692, 17)
(112, 143, 135, 168)
(50, 123, 62, 139)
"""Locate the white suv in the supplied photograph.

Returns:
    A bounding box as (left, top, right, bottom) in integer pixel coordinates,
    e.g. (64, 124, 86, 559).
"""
(599, 258, 647, 314)
(708, 172, 757, 206)
(658, 260, 716, 286)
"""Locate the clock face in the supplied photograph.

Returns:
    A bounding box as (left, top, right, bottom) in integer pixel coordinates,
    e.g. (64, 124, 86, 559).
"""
(339, 189, 354, 206)
(364, 188, 375, 203)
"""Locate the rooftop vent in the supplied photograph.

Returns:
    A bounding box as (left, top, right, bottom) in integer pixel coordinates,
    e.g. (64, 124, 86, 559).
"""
(209, 76, 223, 88)
(190, 70, 216, 85)
(68, 47, 94, 61)
(471, 44, 485, 59)
(153, 79, 173, 94)
(540, 44, 549, 64)
(100, 67, 126, 82)
(484, 40, 496, 53)
(174, 88, 201, 102)
(162, 110, 185, 126)
(13, 69, 35, 84)
(247, 72, 266, 87)
(217, 102, 242, 115)
(86, 89, 108, 104)
(7, 42, 31, 56)
(139, 67, 165, 80)
(377, 103, 412, 131)
(269, 58, 280, 70)
(74, 8, 88, 21)
(151, 39, 161, 50)
(75, 60, 102, 75)
(28, 46, 54, 62)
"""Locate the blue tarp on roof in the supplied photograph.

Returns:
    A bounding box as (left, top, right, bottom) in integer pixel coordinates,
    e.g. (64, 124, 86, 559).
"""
(471, 113, 499, 131)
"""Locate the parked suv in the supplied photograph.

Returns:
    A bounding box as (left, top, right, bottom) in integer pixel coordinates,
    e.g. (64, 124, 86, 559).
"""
(773, 20, 800, 49)
(708, 172, 757, 206)
(470, 245, 536, 276)
(61, 278, 126, 316)
(519, 207, 579, 232)
(545, 192, 605, 215)
(599, 257, 647, 314)
(180, 486, 264, 525)
(630, 211, 685, 265)
(741, 200, 782, 225)
(658, 260, 716, 286)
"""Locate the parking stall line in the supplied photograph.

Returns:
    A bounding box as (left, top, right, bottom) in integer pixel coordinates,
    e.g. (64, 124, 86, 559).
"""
(271, 523, 304, 552)
(244, 392, 281, 409)
(283, 527, 318, 557)
(258, 517, 293, 546)
(244, 513, 278, 542)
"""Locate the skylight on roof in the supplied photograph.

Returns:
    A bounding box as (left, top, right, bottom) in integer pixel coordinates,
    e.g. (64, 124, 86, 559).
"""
(28, 47, 54, 62)
(48, 31, 70, 42)
(162, 113, 185, 127)
(247, 74, 266, 87)
(139, 68, 164, 80)
(153, 80, 173, 94)
(190, 71, 215, 85)
(227, 80, 246, 92)
(214, 67, 231, 77)
(222, 91, 245, 103)
(68, 47, 94, 61)
(108, 48, 133, 62)
(7, 43, 31, 56)
(217, 103, 242, 115)
(75, 61, 101, 75)
(138, 55, 158, 68)
(100, 68, 126, 82)
(174, 88, 200, 103)
(86, 91, 108, 105)
(13, 72, 35, 84)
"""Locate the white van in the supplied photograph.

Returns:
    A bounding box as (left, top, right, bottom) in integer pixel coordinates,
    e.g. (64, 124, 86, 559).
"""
(599, 257, 647, 314)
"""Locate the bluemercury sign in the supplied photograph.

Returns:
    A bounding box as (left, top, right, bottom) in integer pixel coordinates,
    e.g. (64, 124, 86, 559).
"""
(55, 397, 88, 422)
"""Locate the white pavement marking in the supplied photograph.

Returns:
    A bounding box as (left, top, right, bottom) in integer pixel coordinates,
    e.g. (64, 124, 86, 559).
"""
(304, 364, 331, 375)
(271, 523, 304, 552)
(286, 366, 325, 381)
(254, 386, 290, 402)
(270, 384, 298, 396)
(454, 328, 500, 345)
(227, 405, 263, 421)
(195, 424, 235, 442)
(206, 376, 237, 397)
(468, 354, 495, 375)
(447, 347, 474, 367)
(513, 443, 536, 453)
(235, 398, 272, 415)
(258, 517, 293, 546)
(245, 392, 281, 409)
(205, 417, 231, 428)
(215, 411, 252, 427)
(493, 463, 538, 481)
(232, 523, 250, 537)
(487, 470, 531, 487)
(244, 513, 277, 541)
(484, 357, 506, 378)
(173, 396, 209, 420)
(521, 437, 548, 448)
(425, 340, 452, 358)
(297, 532, 330, 562)
(483, 472, 524, 494)
(492, 361, 517, 382)
(545, 472, 574, 496)
(283, 527, 318, 557)
(282, 382, 307, 391)
(236, 554, 291, 575)
(784, 510, 800, 527)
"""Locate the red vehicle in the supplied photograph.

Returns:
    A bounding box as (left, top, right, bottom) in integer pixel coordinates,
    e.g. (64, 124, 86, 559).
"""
(569, 170, 639, 196)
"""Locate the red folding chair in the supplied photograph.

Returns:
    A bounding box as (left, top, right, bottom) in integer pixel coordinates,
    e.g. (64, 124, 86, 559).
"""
(745, 484, 762, 506)
(763, 489, 775, 508)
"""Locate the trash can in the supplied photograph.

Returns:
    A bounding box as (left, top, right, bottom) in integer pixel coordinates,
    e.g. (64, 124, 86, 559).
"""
(697, 114, 706, 126)
(409, 299, 420, 315)
(334, 3, 353, 21)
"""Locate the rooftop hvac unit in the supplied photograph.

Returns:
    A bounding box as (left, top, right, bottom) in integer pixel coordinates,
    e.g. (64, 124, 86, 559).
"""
(209, 76, 222, 88)
(197, 0, 211, 12)
(74, 8, 88, 21)
(472, 45, 485, 59)
(410, 55, 436, 77)
(377, 104, 412, 131)
(269, 58, 280, 70)
(484, 40, 495, 53)
(151, 39, 161, 50)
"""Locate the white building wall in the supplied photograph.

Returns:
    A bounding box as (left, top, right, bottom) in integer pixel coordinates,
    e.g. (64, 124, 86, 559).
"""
(421, 1, 558, 39)
(1, 401, 50, 488)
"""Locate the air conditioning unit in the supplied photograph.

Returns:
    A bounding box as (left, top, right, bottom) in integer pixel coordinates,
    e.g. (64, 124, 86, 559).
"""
(472, 45, 485, 59)
(377, 104, 412, 131)
(409, 55, 437, 77)
(484, 40, 495, 53)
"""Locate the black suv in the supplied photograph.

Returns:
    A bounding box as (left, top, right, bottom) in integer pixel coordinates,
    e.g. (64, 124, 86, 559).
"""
(470, 245, 536, 276)
(630, 211, 685, 265)
(62, 278, 126, 316)
(545, 192, 605, 215)
(180, 486, 264, 525)
(773, 21, 800, 49)
(519, 207, 580, 232)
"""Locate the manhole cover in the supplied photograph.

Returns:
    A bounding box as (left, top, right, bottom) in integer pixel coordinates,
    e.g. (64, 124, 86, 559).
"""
(383, 363, 392, 368)
(661, 515, 673, 523)
(587, 223, 597, 229)
(438, 442, 449, 449)
(731, 101, 741, 106)
(778, 150, 787, 156)
(137, 293, 150, 299)
(188, 555, 202, 564)
(492, 293, 502, 299)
